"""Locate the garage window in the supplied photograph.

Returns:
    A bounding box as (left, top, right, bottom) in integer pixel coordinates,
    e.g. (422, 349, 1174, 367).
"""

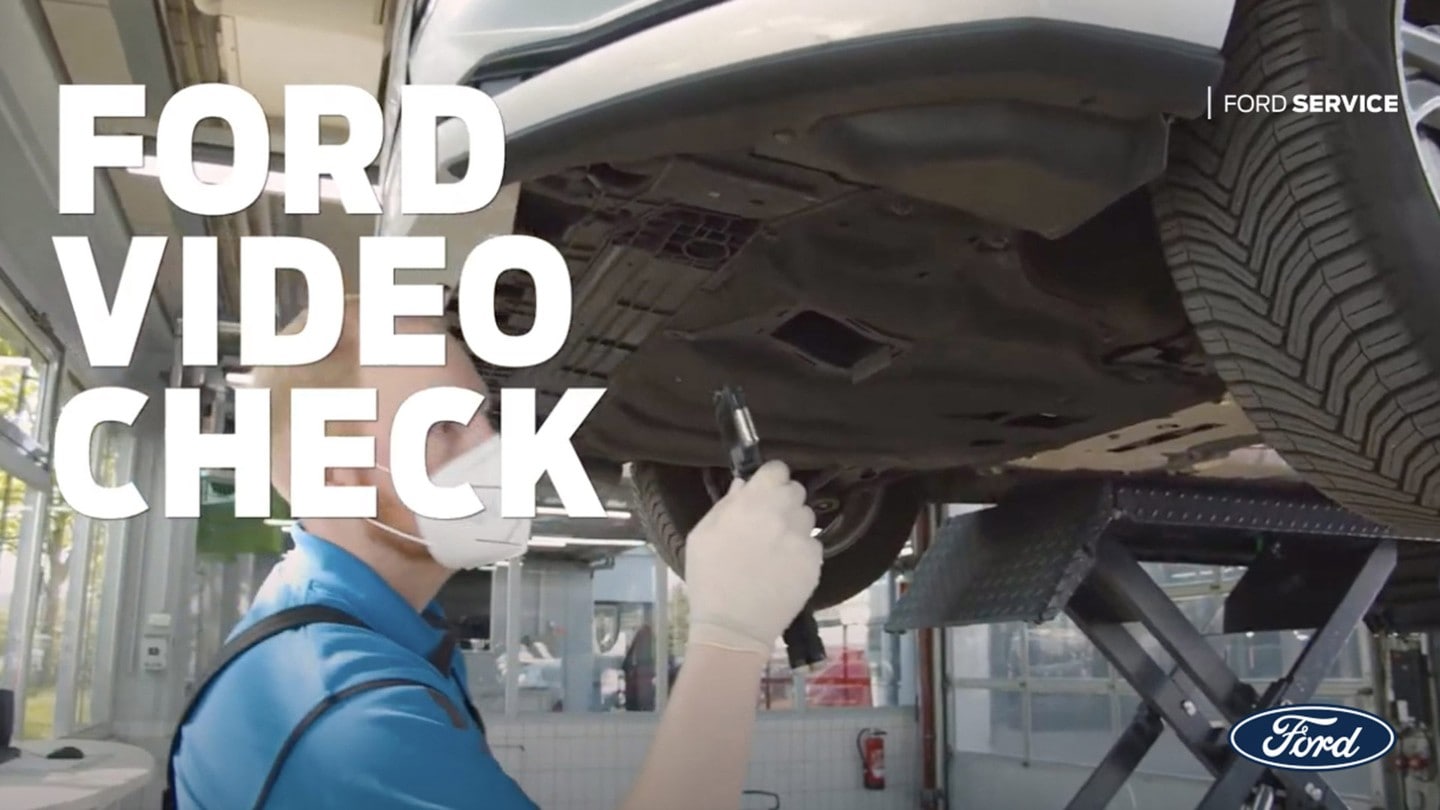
(0, 274, 139, 742)
(0, 293, 59, 737)
(0, 307, 51, 447)
(0, 470, 47, 704)
(19, 378, 134, 739)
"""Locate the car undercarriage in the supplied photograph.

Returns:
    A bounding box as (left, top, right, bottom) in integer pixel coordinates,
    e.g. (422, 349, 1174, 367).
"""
(410, 0, 1440, 615)
(481, 157, 1239, 485)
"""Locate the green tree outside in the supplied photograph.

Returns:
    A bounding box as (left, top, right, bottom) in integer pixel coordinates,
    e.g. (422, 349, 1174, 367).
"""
(0, 324, 44, 658)
(0, 325, 62, 737)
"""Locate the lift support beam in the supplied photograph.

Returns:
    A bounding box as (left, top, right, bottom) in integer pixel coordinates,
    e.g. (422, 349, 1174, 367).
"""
(887, 477, 1440, 810)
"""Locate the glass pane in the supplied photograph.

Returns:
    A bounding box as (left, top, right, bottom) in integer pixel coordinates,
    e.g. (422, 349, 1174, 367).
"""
(610, 600, 657, 711)
(758, 656, 796, 711)
(1030, 692, 1115, 764)
(0, 309, 50, 442)
(72, 524, 106, 727)
(0, 472, 39, 691)
(1028, 616, 1108, 680)
(1176, 593, 1224, 632)
(22, 379, 89, 737)
(806, 578, 894, 709)
(950, 687, 1024, 756)
(1208, 600, 1367, 682)
(72, 426, 125, 728)
(26, 484, 76, 739)
(949, 622, 1024, 680)
(482, 548, 662, 714)
(807, 619, 872, 708)
(595, 549, 663, 713)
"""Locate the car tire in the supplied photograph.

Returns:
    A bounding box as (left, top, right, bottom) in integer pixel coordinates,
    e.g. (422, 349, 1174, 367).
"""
(629, 462, 922, 609)
(1152, 0, 1440, 532)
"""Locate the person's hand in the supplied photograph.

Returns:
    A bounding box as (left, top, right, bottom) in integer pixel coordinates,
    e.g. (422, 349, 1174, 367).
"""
(683, 460, 822, 657)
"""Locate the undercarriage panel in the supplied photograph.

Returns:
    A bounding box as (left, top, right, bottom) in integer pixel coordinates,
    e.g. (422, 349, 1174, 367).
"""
(469, 152, 1226, 472)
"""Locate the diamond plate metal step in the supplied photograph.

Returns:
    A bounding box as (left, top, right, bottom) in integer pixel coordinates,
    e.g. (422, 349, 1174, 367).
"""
(887, 477, 1440, 633)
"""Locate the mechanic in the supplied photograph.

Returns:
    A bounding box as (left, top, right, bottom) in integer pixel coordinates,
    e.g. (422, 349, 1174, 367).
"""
(168, 296, 822, 809)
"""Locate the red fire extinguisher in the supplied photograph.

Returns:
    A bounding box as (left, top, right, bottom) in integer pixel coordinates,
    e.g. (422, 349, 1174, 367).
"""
(857, 728, 886, 790)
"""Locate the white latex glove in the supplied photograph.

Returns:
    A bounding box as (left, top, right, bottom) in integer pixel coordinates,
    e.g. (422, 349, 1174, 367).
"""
(684, 460, 822, 656)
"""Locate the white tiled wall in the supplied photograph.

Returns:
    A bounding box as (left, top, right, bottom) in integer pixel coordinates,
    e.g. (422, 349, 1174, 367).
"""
(486, 707, 919, 810)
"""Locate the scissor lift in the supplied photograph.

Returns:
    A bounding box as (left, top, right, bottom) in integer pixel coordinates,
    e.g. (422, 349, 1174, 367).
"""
(887, 477, 1440, 810)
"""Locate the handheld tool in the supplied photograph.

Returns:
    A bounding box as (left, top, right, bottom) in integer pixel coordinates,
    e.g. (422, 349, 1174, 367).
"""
(714, 386, 764, 480)
(713, 385, 827, 671)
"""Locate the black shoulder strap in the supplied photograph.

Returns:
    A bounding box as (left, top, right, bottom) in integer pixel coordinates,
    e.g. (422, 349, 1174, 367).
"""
(163, 605, 484, 810)
(249, 676, 470, 810)
(163, 606, 366, 810)
(421, 619, 487, 735)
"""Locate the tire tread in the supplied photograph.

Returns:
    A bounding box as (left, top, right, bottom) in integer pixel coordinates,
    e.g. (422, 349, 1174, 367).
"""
(1154, 0, 1440, 531)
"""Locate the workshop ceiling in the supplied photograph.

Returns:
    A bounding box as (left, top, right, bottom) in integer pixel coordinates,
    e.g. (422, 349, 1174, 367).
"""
(35, 0, 393, 326)
(227, 15, 385, 121)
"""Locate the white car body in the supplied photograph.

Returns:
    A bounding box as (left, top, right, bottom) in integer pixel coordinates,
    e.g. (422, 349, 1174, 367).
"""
(382, 0, 1239, 239)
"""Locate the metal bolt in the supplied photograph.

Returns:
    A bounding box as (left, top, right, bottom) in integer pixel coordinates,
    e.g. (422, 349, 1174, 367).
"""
(1304, 783, 1323, 802)
(1182, 700, 1197, 716)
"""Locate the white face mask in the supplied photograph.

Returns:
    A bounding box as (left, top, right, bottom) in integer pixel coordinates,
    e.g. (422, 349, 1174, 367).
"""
(368, 435, 532, 570)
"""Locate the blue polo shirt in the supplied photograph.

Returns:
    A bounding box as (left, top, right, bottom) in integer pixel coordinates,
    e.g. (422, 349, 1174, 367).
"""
(171, 528, 537, 809)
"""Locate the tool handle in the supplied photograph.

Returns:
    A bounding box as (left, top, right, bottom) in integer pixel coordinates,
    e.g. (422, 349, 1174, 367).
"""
(714, 386, 764, 480)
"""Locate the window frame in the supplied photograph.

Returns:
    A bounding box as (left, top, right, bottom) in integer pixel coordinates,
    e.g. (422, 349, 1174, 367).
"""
(0, 271, 137, 741)
(0, 285, 62, 737)
(1, 481, 51, 735)
(0, 281, 62, 451)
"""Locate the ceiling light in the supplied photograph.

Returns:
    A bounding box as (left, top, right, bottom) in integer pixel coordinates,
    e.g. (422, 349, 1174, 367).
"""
(124, 155, 377, 204)
(225, 371, 255, 386)
(534, 505, 633, 520)
(527, 535, 646, 549)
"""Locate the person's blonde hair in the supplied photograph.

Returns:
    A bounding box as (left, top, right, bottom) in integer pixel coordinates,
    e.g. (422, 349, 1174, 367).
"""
(249, 295, 451, 500)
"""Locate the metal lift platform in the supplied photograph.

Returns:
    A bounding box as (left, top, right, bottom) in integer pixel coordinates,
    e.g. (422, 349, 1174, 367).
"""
(887, 476, 1440, 810)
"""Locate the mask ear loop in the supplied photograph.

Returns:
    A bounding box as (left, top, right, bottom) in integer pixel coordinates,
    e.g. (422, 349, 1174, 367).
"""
(361, 464, 428, 551)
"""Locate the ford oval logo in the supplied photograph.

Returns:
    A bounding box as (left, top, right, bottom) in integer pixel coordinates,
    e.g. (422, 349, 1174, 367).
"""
(1229, 704, 1395, 771)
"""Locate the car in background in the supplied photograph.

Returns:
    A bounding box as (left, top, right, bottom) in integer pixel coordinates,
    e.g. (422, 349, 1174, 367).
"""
(382, 0, 1440, 609)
